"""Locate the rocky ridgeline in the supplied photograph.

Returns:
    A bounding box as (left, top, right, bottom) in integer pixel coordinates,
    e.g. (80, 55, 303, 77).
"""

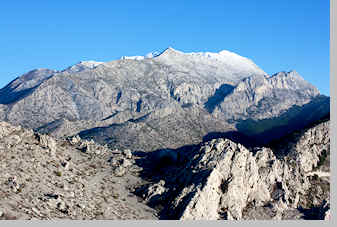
(0, 119, 330, 220)
(136, 120, 330, 220)
(0, 121, 157, 220)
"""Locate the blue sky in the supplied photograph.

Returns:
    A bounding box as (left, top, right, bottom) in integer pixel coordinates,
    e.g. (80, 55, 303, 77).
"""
(0, 0, 330, 95)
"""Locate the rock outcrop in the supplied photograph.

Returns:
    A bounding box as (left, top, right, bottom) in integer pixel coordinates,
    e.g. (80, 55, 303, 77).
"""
(0, 121, 157, 220)
(0, 116, 330, 220)
(138, 119, 330, 220)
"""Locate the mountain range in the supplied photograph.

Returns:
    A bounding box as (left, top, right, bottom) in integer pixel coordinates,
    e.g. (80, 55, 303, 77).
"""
(0, 47, 329, 152)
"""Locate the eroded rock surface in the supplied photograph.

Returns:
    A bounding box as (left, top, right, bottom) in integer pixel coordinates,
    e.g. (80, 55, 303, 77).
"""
(0, 118, 330, 220)
(0, 121, 157, 220)
(138, 120, 330, 220)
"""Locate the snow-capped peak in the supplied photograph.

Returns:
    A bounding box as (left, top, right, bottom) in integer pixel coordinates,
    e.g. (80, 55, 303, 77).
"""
(78, 61, 104, 68)
(120, 47, 179, 61)
(156, 47, 266, 76)
(63, 60, 105, 73)
(120, 51, 161, 61)
(120, 47, 255, 65)
(183, 49, 256, 65)
(118, 47, 266, 77)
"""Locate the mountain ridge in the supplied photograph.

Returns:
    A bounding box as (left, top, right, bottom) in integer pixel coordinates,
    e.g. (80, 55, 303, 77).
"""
(0, 47, 329, 152)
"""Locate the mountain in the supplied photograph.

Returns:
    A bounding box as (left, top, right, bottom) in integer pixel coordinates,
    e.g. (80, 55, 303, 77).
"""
(0, 68, 56, 105)
(0, 47, 329, 152)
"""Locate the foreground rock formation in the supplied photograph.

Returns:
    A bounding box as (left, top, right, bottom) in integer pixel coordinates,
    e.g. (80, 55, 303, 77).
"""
(136, 119, 330, 220)
(0, 117, 329, 220)
(0, 121, 157, 220)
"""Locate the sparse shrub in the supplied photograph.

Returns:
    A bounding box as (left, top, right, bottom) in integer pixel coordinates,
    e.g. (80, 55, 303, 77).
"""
(112, 192, 119, 199)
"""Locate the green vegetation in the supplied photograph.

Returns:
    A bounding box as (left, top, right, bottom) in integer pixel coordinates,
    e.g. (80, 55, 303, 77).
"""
(112, 192, 120, 199)
(55, 171, 62, 177)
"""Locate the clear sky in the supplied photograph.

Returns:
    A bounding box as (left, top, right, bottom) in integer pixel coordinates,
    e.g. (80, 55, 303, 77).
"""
(0, 0, 330, 95)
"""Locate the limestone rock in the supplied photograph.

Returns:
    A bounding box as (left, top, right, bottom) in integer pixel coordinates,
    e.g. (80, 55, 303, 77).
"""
(57, 201, 69, 214)
(142, 180, 167, 204)
(123, 149, 132, 159)
(113, 166, 127, 177)
(146, 120, 330, 220)
(0, 114, 329, 220)
(7, 135, 21, 145)
(0, 121, 157, 220)
(35, 133, 57, 153)
(70, 135, 81, 145)
(7, 176, 21, 192)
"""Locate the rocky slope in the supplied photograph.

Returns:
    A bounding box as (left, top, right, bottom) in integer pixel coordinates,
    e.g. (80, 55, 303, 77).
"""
(135, 118, 330, 220)
(0, 121, 157, 220)
(0, 116, 330, 220)
(0, 47, 330, 152)
(0, 68, 56, 105)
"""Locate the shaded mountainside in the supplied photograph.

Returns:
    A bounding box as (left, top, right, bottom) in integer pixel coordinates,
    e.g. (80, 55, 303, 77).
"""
(77, 104, 235, 152)
(0, 117, 329, 220)
(0, 69, 56, 105)
(0, 47, 329, 152)
(235, 95, 330, 146)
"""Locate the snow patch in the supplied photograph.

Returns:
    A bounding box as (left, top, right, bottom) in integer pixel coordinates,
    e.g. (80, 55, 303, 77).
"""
(120, 51, 161, 61)
(63, 60, 105, 73)
(78, 61, 104, 68)
(184, 49, 257, 66)
(120, 47, 259, 70)
(154, 47, 267, 77)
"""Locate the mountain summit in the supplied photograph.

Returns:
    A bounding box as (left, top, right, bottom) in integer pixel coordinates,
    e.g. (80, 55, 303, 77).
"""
(0, 47, 329, 151)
